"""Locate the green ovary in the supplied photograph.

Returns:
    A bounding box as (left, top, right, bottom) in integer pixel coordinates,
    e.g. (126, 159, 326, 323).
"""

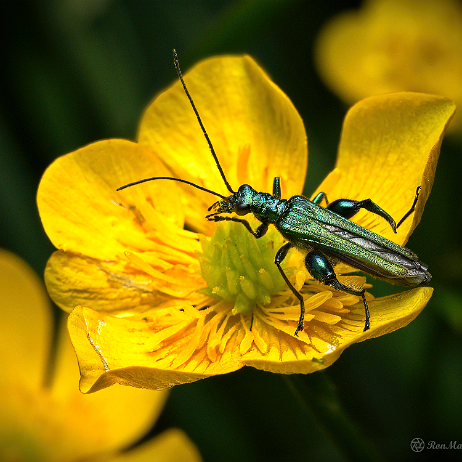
(196, 221, 290, 315)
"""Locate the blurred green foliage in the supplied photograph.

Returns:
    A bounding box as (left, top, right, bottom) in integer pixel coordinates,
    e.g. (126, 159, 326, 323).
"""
(1, 1, 461, 461)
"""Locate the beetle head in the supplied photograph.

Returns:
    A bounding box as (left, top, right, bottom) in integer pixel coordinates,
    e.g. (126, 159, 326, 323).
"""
(207, 184, 256, 218)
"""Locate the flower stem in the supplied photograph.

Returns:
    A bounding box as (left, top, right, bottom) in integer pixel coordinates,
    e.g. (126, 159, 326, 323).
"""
(282, 373, 385, 462)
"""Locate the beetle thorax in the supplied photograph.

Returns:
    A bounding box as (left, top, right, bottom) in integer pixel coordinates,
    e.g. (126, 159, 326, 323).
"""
(251, 192, 287, 223)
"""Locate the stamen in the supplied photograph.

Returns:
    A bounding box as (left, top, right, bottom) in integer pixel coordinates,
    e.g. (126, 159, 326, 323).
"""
(196, 221, 288, 314)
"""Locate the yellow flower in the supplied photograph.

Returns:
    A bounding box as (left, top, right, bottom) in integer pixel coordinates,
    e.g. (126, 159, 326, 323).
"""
(37, 55, 454, 392)
(0, 249, 201, 461)
(315, 0, 462, 132)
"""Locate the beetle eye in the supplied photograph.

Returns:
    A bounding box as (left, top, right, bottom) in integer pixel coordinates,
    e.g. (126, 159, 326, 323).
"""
(236, 203, 250, 216)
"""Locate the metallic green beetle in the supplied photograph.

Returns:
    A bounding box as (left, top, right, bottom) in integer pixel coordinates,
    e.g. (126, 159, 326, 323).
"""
(118, 51, 430, 336)
(207, 181, 429, 336)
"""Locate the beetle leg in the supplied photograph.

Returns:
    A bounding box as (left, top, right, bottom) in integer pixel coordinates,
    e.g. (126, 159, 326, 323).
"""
(327, 198, 397, 233)
(312, 191, 328, 206)
(208, 215, 269, 238)
(396, 186, 421, 229)
(305, 250, 370, 332)
(274, 243, 306, 336)
(327, 186, 421, 234)
(272, 177, 282, 200)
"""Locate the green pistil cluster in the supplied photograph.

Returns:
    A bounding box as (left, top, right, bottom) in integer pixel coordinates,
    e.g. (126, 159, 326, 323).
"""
(197, 221, 290, 315)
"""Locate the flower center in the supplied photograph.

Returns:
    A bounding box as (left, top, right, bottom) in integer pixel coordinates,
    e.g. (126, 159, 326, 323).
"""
(196, 221, 290, 315)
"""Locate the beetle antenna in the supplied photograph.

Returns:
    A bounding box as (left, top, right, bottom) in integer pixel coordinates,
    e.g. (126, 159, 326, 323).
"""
(173, 49, 235, 194)
(117, 176, 228, 200)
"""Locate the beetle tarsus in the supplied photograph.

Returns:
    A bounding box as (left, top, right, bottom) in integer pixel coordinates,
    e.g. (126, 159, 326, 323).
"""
(362, 292, 370, 331)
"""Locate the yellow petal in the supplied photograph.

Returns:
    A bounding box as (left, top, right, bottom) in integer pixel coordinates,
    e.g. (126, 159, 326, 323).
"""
(315, 0, 462, 130)
(45, 249, 203, 313)
(37, 139, 187, 260)
(315, 0, 404, 104)
(315, 92, 455, 244)
(48, 315, 169, 458)
(67, 306, 241, 393)
(0, 250, 52, 390)
(242, 287, 432, 373)
(138, 55, 307, 233)
(0, 309, 169, 461)
(107, 428, 202, 462)
(68, 284, 431, 390)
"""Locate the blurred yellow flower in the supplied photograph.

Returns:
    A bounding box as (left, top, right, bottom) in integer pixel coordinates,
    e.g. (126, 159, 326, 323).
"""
(315, 0, 462, 132)
(0, 249, 201, 461)
(37, 55, 454, 392)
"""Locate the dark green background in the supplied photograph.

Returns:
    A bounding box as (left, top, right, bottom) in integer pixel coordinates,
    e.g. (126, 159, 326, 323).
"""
(2, 1, 462, 460)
